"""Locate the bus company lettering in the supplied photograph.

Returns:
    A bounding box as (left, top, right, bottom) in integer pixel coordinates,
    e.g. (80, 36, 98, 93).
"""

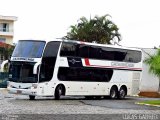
(12, 57, 34, 62)
(111, 62, 134, 68)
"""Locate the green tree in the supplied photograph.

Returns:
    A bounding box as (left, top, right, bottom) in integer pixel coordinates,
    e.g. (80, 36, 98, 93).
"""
(64, 14, 121, 44)
(0, 44, 14, 72)
(0, 45, 14, 60)
(145, 49, 160, 91)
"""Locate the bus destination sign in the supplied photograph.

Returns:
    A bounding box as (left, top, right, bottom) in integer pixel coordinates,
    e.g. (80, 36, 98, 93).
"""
(11, 57, 35, 62)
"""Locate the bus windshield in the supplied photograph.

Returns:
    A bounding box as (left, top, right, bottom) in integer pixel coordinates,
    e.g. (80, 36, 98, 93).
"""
(12, 40, 46, 58)
(8, 61, 38, 83)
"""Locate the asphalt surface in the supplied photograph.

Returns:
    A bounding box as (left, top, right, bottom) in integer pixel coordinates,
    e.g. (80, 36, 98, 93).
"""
(0, 89, 160, 120)
(81, 97, 160, 110)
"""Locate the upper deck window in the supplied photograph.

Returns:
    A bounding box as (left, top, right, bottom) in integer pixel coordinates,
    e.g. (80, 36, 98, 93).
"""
(60, 42, 77, 56)
(60, 42, 142, 63)
(12, 40, 46, 58)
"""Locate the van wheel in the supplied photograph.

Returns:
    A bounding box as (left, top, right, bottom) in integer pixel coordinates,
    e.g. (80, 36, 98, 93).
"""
(110, 87, 118, 99)
(55, 85, 63, 100)
(29, 95, 35, 100)
(118, 87, 126, 99)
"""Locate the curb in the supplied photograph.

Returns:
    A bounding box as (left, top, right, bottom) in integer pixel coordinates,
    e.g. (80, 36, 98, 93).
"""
(135, 102, 160, 108)
(138, 92, 160, 98)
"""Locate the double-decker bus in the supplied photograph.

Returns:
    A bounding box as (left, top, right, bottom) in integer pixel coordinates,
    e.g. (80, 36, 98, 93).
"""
(7, 39, 142, 100)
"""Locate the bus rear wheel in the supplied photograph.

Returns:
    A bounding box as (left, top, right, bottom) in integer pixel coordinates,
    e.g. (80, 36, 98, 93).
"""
(29, 95, 35, 100)
(55, 85, 63, 100)
(110, 86, 118, 99)
(118, 87, 127, 99)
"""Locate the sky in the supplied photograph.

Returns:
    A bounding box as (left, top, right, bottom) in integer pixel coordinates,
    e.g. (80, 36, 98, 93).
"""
(0, 0, 160, 48)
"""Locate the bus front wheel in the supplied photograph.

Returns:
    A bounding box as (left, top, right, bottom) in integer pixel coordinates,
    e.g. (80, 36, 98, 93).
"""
(29, 95, 35, 100)
(55, 85, 63, 100)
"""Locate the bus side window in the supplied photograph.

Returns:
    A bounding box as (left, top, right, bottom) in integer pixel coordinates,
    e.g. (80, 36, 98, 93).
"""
(58, 67, 113, 82)
(89, 46, 101, 59)
(60, 42, 77, 57)
(78, 45, 89, 58)
(39, 41, 60, 82)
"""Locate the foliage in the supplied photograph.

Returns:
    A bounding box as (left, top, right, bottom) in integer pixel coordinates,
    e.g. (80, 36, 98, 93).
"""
(138, 100, 160, 105)
(0, 45, 15, 60)
(0, 44, 15, 72)
(64, 14, 121, 44)
(145, 49, 160, 78)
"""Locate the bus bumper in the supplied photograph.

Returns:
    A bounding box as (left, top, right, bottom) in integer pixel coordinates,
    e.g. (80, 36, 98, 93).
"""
(7, 87, 38, 96)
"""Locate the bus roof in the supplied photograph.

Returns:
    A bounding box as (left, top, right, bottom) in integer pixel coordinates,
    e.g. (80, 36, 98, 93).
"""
(61, 39, 142, 52)
(18, 39, 142, 52)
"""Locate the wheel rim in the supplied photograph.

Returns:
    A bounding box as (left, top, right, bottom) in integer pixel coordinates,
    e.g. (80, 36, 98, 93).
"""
(58, 86, 62, 96)
(111, 89, 116, 98)
(55, 86, 63, 100)
(119, 89, 126, 98)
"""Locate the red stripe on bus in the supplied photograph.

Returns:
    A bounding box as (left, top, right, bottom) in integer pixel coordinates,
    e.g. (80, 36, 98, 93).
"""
(84, 58, 90, 66)
(84, 59, 142, 71)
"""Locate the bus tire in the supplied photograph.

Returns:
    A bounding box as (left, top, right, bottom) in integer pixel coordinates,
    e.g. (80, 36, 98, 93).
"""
(110, 86, 118, 99)
(29, 95, 35, 100)
(55, 85, 63, 100)
(118, 87, 127, 99)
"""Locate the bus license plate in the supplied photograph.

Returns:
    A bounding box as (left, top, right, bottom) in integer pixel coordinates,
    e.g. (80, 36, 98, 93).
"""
(17, 90, 22, 94)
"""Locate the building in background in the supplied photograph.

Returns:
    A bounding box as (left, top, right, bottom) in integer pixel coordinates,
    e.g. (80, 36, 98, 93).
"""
(139, 48, 160, 97)
(0, 15, 17, 44)
(0, 15, 17, 64)
(0, 15, 17, 88)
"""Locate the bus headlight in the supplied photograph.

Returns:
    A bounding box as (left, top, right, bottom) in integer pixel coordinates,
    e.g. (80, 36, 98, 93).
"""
(7, 82, 13, 88)
(32, 84, 38, 89)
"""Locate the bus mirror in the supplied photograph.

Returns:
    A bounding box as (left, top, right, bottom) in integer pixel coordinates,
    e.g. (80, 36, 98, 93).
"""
(33, 62, 41, 74)
(0, 60, 8, 72)
(8, 58, 11, 63)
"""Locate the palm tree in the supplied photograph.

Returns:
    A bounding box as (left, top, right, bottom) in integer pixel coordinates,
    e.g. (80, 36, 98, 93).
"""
(64, 14, 121, 44)
(145, 49, 160, 92)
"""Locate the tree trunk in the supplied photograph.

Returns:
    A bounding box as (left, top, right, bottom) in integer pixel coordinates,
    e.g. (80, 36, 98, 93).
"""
(158, 78, 160, 92)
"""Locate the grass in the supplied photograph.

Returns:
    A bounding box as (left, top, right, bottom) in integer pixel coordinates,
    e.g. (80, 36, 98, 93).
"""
(138, 100, 160, 106)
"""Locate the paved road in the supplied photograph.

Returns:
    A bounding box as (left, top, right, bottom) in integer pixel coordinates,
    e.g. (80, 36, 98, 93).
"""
(0, 89, 160, 120)
(81, 97, 160, 110)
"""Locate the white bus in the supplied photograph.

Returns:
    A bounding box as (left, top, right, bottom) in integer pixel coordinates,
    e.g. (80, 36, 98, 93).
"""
(7, 39, 142, 100)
